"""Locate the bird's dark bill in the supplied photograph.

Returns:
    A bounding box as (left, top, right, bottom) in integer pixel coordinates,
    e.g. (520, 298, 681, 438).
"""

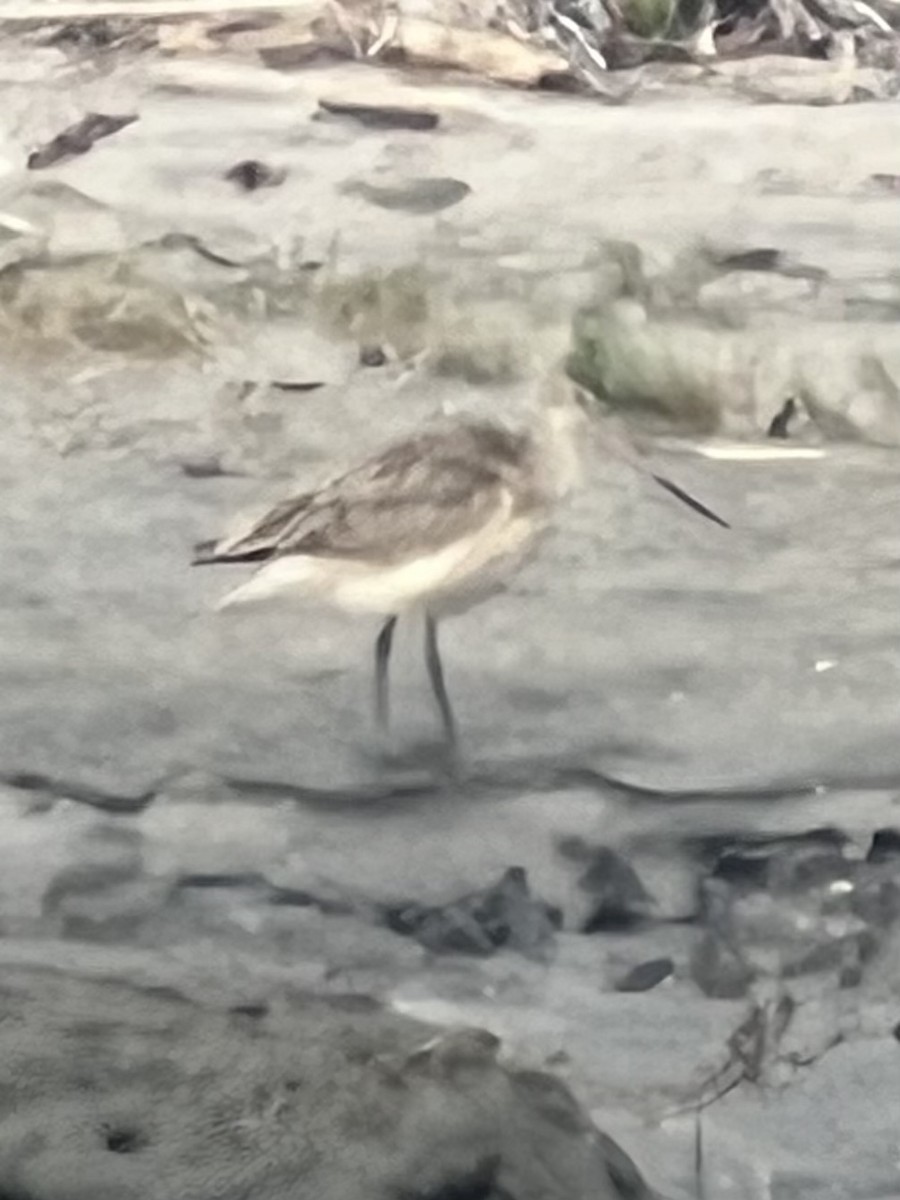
(651, 473, 730, 529)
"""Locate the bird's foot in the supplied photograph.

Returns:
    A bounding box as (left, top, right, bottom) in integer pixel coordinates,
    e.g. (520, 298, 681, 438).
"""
(367, 735, 462, 781)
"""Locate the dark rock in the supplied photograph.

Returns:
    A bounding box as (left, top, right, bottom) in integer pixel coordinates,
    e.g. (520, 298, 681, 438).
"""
(177, 872, 265, 890)
(229, 1002, 270, 1018)
(269, 379, 327, 392)
(715, 247, 785, 272)
(178, 455, 235, 478)
(703, 830, 850, 891)
(867, 172, 900, 194)
(102, 1124, 144, 1154)
(383, 867, 560, 958)
(707, 247, 826, 285)
(360, 344, 387, 367)
(711, 847, 772, 889)
(342, 178, 471, 214)
(27, 113, 138, 170)
(223, 160, 287, 190)
(614, 957, 674, 993)
(691, 830, 897, 993)
(559, 841, 654, 931)
(316, 99, 439, 131)
(767, 396, 799, 438)
(0, 959, 645, 1200)
(867, 828, 900, 863)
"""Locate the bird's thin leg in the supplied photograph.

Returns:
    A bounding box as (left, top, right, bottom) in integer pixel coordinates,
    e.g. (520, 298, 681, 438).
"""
(375, 615, 397, 736)
(424, 615, 457, 748)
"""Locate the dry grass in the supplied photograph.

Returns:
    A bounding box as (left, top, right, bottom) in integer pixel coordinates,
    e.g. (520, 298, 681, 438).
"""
(312, 264, 432, 361)
(0, 254, 215, 359)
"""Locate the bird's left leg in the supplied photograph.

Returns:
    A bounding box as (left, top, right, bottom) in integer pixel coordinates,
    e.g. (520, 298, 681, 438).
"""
(424, 615, 457, 748)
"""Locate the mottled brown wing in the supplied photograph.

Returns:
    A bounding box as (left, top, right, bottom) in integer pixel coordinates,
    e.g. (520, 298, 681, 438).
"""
(192, 492, 317, 564)
(194, 421, 532, 566)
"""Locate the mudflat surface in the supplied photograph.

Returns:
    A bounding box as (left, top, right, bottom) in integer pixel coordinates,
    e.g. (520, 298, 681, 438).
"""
(1, 29, 900, 1200)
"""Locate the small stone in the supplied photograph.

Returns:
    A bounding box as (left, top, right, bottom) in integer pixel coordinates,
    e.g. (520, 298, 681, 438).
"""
(359, 344, 387, 368)
(867, 828, 900, 864)
(383, 867, 559, 959)
(342, 177, 470, 214)
(178, 455, 232, 479)
(614, 957, 674, 993)
(316, 99, 439, 131)
(223, 160, 287, 191)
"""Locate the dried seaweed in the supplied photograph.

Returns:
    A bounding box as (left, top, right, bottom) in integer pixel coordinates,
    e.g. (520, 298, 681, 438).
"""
(27, 112, 137, 169)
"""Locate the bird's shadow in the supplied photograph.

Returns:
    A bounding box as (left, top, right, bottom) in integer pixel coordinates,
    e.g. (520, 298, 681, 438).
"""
(365, 737, 461, 779)
(222, 741, 631, 813)
(328, 737, 681, 809)
(221, 730, 858, 814)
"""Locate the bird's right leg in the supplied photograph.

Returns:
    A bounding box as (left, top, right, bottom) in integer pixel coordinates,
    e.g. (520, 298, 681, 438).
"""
(374, 615, 398, 736)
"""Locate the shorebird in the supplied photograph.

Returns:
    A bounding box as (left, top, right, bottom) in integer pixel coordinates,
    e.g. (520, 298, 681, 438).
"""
(192, 373, 727, 748)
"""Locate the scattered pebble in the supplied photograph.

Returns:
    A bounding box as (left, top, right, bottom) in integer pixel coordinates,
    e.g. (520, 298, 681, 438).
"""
(317, 98, 439, 131)
(342, 177, 471, 214)
(359, 344, 387, 367)
(614, 957, 675, 993)
(224, 159, 287, 190)
(269, 380, 326, 393)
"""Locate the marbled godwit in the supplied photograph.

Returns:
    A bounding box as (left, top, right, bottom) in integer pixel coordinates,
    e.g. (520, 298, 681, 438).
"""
(192, 374, 727, 747)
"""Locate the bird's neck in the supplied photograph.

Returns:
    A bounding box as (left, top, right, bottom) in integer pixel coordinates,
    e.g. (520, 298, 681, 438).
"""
(535, 402, 587, 500)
